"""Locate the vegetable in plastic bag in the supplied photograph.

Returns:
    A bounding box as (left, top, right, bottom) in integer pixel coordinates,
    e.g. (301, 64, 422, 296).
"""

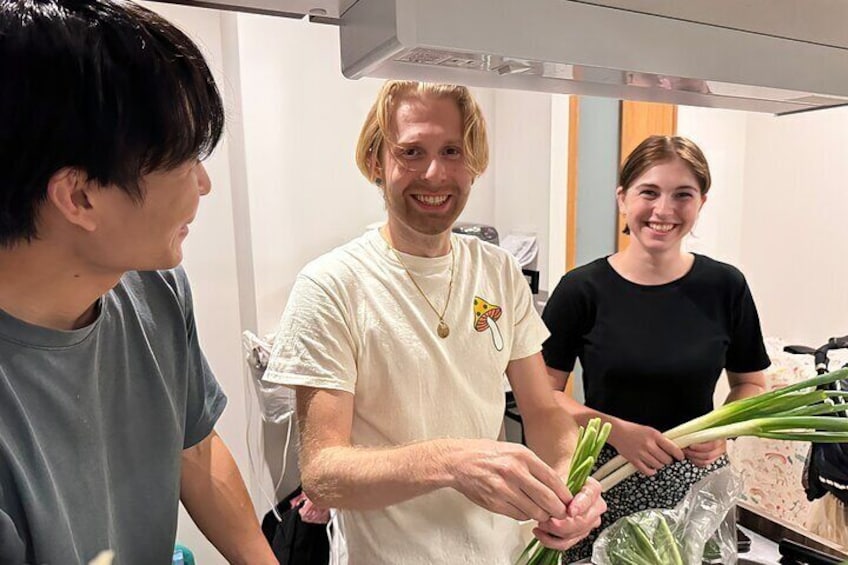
(592, 466, 743, 565)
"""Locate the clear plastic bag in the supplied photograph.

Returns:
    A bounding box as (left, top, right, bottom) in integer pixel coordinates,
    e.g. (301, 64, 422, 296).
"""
(592, 466, 744, 565)
(241, 330, 297, 424)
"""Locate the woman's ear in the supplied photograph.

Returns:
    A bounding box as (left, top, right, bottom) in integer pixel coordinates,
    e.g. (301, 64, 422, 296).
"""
(45, 167, 98, 232)
(615, 186, 626, 213)
(699, 193, 708, 211)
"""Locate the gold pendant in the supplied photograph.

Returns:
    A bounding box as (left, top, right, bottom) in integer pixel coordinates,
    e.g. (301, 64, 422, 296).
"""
(437, 320, 450, 338)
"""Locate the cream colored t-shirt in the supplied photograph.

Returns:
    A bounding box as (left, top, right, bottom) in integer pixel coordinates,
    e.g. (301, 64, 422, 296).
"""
(265, 229, 550, 565)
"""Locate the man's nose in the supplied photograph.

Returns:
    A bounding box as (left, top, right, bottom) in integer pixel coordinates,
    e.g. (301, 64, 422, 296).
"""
(420, 156, 448, 183)
(197, 162, 212, 196)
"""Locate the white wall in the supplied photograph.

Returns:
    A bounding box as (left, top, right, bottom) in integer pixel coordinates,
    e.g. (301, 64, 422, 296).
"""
(234, 13, 387, 335)
(680, 103, 848, 347)
(740, 106, 848, 346)
(488, 90, 571, 294)
(491, 90, 552, 283)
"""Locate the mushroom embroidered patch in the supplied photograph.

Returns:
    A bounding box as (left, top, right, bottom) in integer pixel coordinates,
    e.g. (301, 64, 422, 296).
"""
(473, 296, 504, 351)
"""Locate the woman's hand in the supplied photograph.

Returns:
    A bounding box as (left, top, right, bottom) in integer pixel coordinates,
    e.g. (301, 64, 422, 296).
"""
(291, 492, 331, 524)
(684, 439, 726, 467)
(609, 420, 685, 477)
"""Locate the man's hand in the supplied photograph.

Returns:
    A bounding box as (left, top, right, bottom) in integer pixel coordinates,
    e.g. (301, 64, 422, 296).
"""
(532, 478, 606, 550)
(684, 439, 726, 467)
(447, 439, 572, 523)
(609, 420, 685, 477)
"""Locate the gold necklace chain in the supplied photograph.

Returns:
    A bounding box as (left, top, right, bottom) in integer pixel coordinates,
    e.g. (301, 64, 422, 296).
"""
(387, 240, 455, 339)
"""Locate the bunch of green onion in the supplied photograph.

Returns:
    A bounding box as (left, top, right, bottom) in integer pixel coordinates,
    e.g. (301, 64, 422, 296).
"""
(515, 417, 612, 565)
(593, 368, 848, 492)
(605, 514, 683, 565)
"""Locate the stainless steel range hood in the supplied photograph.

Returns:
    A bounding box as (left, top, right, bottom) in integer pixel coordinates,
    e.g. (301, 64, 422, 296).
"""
(338, 0, 848, 115)
(160, 0, 848, 114)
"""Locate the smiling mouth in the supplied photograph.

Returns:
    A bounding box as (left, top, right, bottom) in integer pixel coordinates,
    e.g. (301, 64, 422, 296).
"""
(412, 194, 451, 207)
(647, 222, 676, 233)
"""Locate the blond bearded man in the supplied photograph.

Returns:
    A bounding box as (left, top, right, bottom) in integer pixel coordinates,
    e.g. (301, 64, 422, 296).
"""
(265, 81, 606, 564)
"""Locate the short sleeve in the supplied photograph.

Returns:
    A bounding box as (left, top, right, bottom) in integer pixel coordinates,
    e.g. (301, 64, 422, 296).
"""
(0, 477, 26, 564)
(0, 512, 24, 565)
(264, 274, 358, 394)
(725, 276, 771, 373)
(541, 272, 591, 372)
(506, 256, 550, 361)
(174, 268, 228, 449)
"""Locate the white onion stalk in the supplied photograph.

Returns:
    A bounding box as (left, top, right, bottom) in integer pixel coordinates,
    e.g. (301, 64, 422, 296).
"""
(600, 416, 848, 491)
(593, 368, 848, 492)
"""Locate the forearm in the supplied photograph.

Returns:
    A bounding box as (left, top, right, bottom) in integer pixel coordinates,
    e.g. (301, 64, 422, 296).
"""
(522, 404, 578, 479)
(553, 390, 624, 438)
(725, 381, 765, 404)
(180, 433, 275, 565)
(301, 438, 458, 510)
(724, 370, 767, 405)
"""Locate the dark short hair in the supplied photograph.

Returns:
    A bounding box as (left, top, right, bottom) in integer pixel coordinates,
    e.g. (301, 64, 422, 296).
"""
(0, 0, 225, 245)
(620, 135, 711, 195)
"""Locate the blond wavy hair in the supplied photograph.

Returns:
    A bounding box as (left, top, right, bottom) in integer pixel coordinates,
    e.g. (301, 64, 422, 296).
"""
(355, 81, 489, 183)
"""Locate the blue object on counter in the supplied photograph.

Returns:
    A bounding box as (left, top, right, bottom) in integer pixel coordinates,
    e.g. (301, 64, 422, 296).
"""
(173, 544, 195, 565)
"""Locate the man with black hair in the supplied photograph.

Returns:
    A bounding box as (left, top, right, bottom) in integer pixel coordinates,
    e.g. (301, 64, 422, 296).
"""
(0, 1, 276, 563)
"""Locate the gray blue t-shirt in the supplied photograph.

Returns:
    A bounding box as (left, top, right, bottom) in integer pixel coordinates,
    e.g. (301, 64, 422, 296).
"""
(0, 268, 226, 565)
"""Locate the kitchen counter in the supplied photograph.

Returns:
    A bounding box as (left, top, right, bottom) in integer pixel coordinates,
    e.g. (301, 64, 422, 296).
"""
(738, 525, 781, 564)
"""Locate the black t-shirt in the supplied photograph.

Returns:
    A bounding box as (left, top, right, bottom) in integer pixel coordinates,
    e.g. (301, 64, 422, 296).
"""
(542, 254, 770, 432)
